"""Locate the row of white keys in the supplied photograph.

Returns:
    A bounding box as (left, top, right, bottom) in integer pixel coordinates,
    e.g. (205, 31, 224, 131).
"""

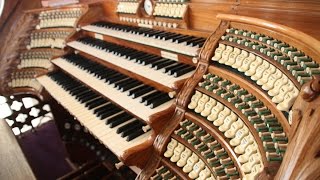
(37, 76, 152, 157)
(212, 44, 299, 111)
(81, 25, 199, 57)
(52, 58, 174, 121)
(67, 41, 194, 88)
(18, 59, 52, 69)
(164, 138, 213, 179)
(187, 91, 264, 173)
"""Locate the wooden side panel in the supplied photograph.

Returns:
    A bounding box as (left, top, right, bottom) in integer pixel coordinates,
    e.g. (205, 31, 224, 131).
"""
(236, 1, 320, 40)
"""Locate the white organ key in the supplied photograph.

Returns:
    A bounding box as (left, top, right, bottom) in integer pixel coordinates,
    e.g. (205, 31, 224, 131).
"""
(232, 50, 249, 69)
(268, 76, 289, 96)
(218, 46, 233, 64)
(238, 53, 256, 72)
(200, 98, 217, 117)
(195, 94, 210, 113)
(256, 65, 276, 86)
(225, 47, 241, 66)
(245, 56, 263, 76)
(207, 102, 224, 121)
(188, 91, 202, 109)
(177, 148, 192, 167)
(251, 60, 270, 81)
(261, 69, 283, 91)
(229, 126, 249, 146)
(212, 44, 226, 61)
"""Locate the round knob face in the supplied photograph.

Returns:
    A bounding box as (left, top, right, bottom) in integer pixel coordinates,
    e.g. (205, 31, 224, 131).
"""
(144, 0, 153, 16)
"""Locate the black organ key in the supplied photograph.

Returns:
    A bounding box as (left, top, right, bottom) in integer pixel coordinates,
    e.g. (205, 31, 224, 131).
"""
(93, 103, 112, 115)
(105, 74, 126, 84)
(127, 129, 145, 141)
(136, 54, 157, 64)
(116, 120, 140, 134)
(99, 107, 122, 120)
(154, 60, 176, 70)
(120, 121, 144, 137)
(140, 91, 163, 103)
(150, 95, 172, 109)
(85, 97, 105, 108)
(79, 93, 99, 103)
(130, 86, 155, 99)
(174, 66, 196, 77)
(176, 36, 196, 44)
(144, 92, 166, 106)
(167, 64, 191, 75)
(150, 58, 171, 68)
(129, 52, 149, 61)
(163, 33, 180, 41)
(107, 113, 133, 128)
(173, 35, 191, 43)
(113, 77, 133, 88)
(88, 100, 109, 111)
(141, 56, 163, 66)
(164, 63, 188, 74)
(119, 80, 142, 92)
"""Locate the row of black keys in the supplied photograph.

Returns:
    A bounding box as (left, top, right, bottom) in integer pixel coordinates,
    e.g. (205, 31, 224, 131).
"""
(63, 53, 172, 108)
(91, 21, 206, 47)
(77, 37, 195, 77)
(49, 71, 148, 141)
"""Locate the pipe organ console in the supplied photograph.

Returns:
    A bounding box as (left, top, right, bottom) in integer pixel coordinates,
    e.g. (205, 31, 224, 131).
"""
(1, 0, 320, 179)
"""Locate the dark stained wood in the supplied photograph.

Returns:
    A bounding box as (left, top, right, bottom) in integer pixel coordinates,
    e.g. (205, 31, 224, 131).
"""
(0, 0, 19, 31)
(120, 133, 155, 169)
(0, 120, 36, 180)
(136, 154, 161, 180)
(301, 75, 320, 102)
